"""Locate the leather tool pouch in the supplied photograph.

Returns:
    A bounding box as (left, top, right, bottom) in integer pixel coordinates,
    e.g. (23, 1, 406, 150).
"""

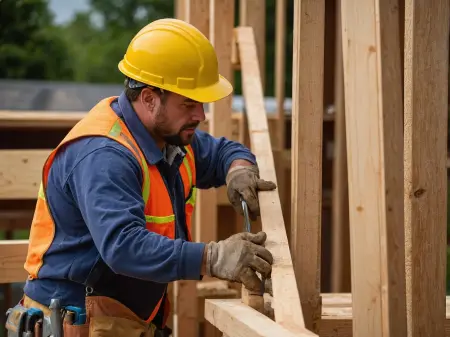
(82, 296, 156, 337)
(22, 295, 157, 337)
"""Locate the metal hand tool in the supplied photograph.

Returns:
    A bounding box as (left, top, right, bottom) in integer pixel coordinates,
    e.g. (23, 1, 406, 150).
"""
(49, 299, 62, 337)
(241, 199, 265, 296)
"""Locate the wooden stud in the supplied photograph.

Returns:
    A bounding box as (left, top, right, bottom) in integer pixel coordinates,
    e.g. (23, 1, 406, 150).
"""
(236, 26, 305, 333)
(274, 0, 286, 151)
(404, 1, 450, 336)
(290, 0, 325, 332)
(239, 0, 266, 91)
(330, 0, 350, 293)
(175, 0, 187, 20)
(340, 0, 407, 336)
(174, 2, 211, 336)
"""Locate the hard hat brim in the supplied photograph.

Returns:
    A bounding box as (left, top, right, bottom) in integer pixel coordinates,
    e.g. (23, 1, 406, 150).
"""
(185, 75, 233, 103)
(119, 60, 233, 103)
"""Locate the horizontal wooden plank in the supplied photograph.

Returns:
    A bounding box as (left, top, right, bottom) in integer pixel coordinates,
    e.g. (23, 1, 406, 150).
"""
(0, 210, 34, 230)
(0, 240, 28, 283)
(0, 111, 86, 128)
(319, 293, 450, 337)
(0, 150, 50, 200)
(0, 148, 289, 203)
(0, 110, 245, 129)
(205, 299, 317, 337)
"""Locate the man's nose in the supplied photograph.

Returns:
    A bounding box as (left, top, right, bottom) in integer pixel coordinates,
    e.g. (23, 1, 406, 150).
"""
(192, 103, 206, 122)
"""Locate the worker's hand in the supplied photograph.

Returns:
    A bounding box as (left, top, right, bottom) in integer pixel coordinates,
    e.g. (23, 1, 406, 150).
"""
(226, 165, 277, 220)
(205, 231, 273, 292)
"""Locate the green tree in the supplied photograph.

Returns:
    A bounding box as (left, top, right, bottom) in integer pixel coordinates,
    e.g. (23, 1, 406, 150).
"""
(61, 0, 175, 83)
(0, 0, 73, 80)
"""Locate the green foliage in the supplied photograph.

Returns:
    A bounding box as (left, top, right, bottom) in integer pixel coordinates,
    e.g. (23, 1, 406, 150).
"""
(0, 0, 73, 80)
(58, 0, 175, 83)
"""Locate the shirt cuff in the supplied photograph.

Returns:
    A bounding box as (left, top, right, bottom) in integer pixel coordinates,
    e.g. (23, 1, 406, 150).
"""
(224, 153, 257, 176)
(179, 241, 206, 280)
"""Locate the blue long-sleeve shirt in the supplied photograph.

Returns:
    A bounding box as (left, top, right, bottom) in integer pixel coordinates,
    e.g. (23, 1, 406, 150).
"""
(23, 92, 256, 312)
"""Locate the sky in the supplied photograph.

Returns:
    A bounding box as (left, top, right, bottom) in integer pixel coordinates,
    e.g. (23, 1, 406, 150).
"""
(48, 0, 90, 24)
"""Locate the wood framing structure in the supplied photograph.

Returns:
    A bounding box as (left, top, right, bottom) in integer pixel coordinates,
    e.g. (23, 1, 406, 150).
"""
(1, 1, 450, 337)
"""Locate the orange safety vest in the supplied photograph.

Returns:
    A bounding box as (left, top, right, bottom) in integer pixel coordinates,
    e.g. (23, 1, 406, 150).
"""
(24, 96, 197, 323)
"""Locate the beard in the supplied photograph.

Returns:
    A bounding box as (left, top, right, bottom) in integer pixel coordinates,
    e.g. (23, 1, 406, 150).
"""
(152, 105, 199, 146)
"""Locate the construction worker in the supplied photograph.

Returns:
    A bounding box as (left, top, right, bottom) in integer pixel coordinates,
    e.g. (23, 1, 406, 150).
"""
(9, 18, 276, 337)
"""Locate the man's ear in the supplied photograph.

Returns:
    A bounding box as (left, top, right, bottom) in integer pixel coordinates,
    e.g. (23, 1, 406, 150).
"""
(140, 87, 157, 113)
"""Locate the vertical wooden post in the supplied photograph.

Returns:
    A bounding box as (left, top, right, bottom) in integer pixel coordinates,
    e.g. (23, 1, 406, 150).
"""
(202, 0, 235, 335)
(175, 0, 187, 20)
(290, 0, 325, 333)
(404, 1, 450, 336)
(275, 0, 286, 151)
(191, 0, 216, 250)
(274, 0, 288, 236)
(330, 0, 350, 293)
(239, 0, 266, 92)
(340, 0, 407, 336)
(209, 0, 234, 142)
(173, 2, 210, 336)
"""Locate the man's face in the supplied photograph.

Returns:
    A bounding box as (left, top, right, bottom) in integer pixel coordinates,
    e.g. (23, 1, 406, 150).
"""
(142, 89, 206, 146)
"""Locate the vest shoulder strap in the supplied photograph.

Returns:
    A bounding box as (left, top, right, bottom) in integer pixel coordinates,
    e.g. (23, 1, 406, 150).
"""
(42, 97, 148, 191)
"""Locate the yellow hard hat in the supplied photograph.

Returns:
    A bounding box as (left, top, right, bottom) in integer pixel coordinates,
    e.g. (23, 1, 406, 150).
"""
(118, 18, 233, 103)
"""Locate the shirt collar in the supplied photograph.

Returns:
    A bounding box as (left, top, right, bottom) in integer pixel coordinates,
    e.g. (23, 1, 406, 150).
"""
(115, 91, 165, 165)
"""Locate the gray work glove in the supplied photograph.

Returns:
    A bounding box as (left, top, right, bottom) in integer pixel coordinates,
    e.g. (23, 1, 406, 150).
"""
(226, 165, 277, 220)
(206, 231, 273, 292)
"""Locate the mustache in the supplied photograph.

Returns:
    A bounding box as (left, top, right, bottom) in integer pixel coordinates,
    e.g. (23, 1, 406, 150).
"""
(180, 122, 200, 131)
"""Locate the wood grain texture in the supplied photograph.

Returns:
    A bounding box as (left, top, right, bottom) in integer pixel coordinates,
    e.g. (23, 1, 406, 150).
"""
(404, 1, 450, 336)
(0, 150, 50, 199)
(0, 240, 28, 283)
(205, 299, 317, 337)
(330, 0, 350, 293)
(239, 0, 266, 90)
(340, 0, 407, 336)
(290, 0, 325, 332)
(236, 26, 305, 333)
(177, 2, 210, 336)
(0, 111, 85, 128)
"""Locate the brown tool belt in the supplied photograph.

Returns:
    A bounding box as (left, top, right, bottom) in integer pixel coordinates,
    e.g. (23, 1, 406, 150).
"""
(22, 295, 159, 337)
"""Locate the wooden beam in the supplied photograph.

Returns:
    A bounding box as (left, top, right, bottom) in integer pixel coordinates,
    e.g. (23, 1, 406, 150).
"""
(239, 0, 266, 91)
(0, 111, 85, 128)
(205, 299, 317, 337)
(0, 150, 50, 200)
(0, 240, 28, 283)
(340, 0, 407, 336)
(290, 0, 325, 332)
(274, 0, 286, 150)
(174, 2, 211, 335)
(330, 0, 350, 293)
(175, 0, 187, 20)
(319, 293, 450, 337)
(404, 1, 450, 336)
(273, 0, 288, 243)
(236, 26, 305, 333)
(198, 4, 235, 337)
(0, 110, 243, 132)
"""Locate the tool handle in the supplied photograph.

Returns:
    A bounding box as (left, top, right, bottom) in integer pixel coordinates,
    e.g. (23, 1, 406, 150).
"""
(240, 199, 265, 313)
(49, 299, 63, 337)
(240, 199, 252, 232)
